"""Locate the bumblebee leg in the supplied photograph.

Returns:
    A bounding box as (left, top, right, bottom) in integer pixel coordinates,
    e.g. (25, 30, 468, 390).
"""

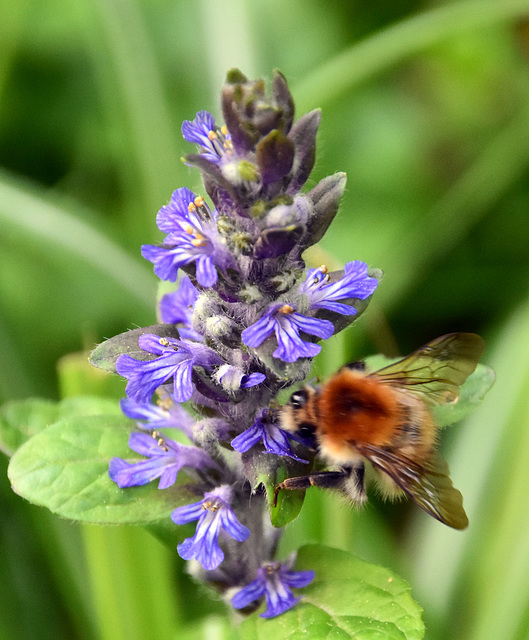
(273, 464, 366, 506)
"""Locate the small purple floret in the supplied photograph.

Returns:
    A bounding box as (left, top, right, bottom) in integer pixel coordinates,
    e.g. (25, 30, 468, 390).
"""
(181, 111, 232, 165)
(109, 433, 216, 490)
(119, 397, 195, 439)
(231, 410, 308, 462)
(171, 485, 250, 571)
(241, 303, 334, 363)
(116, 334, 223, 404)
(141, 187, 222, 287)
(299, 261, 379, 315)
(215, 364, 266, 392)
(232, 562, 315, 618)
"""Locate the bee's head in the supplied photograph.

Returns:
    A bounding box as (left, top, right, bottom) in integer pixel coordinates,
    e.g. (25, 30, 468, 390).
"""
(279, 387, 318, 448)
(288, 388, 310, 410)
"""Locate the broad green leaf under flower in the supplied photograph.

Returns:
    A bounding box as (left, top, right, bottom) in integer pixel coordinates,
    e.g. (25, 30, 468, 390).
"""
(0, 396, 121, 457)
(238, 544, 425, 639)
(8, 414, 197, 524)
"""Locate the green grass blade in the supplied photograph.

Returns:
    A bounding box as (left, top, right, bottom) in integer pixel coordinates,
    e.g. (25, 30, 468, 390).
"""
(408, 291, 529, 638)
(294, 0, 529, 112)
(82, 525, 181, 640)
(86, 0, 183, 216)
(375, 97, 529, 312)
(0, 170, 154, 310)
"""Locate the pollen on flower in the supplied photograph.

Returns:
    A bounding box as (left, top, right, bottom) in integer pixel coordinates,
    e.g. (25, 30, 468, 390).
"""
(203, 499, 220, 513)
(151, 431, 168, 452)
(279, 304, 294, 314)
(159, 337, 170, 346)
(158, 395, 173, 411)
(191, 235, 208, 248)
(194, 196, 206, 208)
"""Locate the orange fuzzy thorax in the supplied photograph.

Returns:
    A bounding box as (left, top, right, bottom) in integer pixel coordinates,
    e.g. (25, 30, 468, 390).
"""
(317, 370, 403, 448)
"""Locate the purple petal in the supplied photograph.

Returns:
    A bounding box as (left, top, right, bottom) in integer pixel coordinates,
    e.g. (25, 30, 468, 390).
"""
(127, 432, 161, 456)
(158, 466, 179, 490)
(171, 358, 194, 402)
(181, 111, 216, 144)
(342, 260, 379, 299)
(281, 569, 316, 588)
(156, 187, 197, 233)
(141, 245, 182, 282)
(219, 508, 250, 542)
(171, 501, 204, 525)
(109, 456, 167, 488)
(159, 276, 198, 325)
(231, 578, 267, 609)
(179, 511, 225, 570)
(119, 397, 195, 434)
(262, 591, 300, 618)
(273, 322, 321, 362)
(312, 300, 357, 315)
(290, 313, 334, 340)
(231, 423, 264, 453)
(241, 313, 277, 348)
(116, 354, 175, 404)
(240, 372, 266, 388)
(195, 254, 218, 287)
(137, 333, 174, 354)
(261, 425, 309, 463)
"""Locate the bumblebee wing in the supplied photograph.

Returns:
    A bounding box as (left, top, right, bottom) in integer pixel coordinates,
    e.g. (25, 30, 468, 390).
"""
(356, 442, 468, 529)
(372, 333, 484, 405)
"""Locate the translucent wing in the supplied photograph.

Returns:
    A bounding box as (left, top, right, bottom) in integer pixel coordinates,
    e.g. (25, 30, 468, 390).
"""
(372, 333, 484, 405)
(356, 442, 468, 529)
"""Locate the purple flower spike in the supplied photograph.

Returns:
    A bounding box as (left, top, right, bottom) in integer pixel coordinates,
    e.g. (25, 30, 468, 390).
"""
(299, 261, 379, 315)
(231, 410, 308, 463)
(116, 334, 223, 404)
(109, 433, 216, 490)
(87, 71, 385, 621)
(242, 303, 334, 363)
(232, 561, 315, 618)
(172, 485, 250, 571)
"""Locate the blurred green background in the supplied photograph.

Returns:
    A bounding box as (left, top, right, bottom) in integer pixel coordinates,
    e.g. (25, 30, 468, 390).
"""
(2, 0, 529, 638)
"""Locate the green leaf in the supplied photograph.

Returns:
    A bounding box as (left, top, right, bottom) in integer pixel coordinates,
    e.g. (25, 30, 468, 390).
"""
(240, 441, 311, 528)
(0, 395, 121, 457)
(57, 351, 126, 399)
(239, 544, 424, 639)
(259, 465, 305, 529)
(8, 413, 195, 525)
(89, 324, 179, 373)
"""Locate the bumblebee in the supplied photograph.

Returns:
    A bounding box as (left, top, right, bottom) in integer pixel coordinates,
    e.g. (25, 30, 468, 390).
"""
(276, 333, 485, 529)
